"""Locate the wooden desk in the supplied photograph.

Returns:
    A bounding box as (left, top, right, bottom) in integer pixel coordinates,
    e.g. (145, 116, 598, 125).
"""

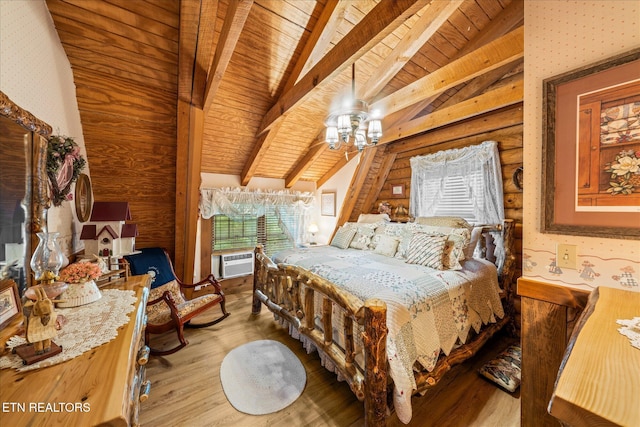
(0, 275, 150, 427)
(549, 286, 640, 427)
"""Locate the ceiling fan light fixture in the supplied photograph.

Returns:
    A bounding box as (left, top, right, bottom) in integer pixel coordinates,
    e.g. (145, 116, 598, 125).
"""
(324, 64, 382, 152)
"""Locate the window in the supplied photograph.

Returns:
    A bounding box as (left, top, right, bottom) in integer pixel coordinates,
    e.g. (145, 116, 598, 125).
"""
(212, 208, 296, 256)
(428, 172, 483, 222)
(213, 215, 257, 251)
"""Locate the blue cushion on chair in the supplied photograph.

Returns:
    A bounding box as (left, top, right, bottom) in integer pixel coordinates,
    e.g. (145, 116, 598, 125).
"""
(124, 247, 176, 289)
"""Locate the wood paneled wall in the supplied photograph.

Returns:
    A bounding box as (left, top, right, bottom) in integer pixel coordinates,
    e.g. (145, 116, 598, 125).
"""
(78, 74, 177, 258)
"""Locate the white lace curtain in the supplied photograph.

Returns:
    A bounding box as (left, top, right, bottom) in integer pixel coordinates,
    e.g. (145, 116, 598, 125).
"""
(410, 140, 506, 268)
(199, 187, 315, 244)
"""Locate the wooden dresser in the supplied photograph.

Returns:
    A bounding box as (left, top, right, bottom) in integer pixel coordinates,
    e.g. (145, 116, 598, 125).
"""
(0, 274, 150, 427)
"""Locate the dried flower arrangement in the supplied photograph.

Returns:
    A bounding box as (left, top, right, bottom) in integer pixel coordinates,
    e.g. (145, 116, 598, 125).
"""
(58, 262, 102, 284)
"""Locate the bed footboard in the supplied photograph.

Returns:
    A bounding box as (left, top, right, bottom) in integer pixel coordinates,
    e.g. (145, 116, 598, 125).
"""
(252, 247, 388, 426)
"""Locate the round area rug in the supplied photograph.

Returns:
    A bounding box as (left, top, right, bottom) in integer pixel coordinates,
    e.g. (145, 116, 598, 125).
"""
(219, 339, 307, 415)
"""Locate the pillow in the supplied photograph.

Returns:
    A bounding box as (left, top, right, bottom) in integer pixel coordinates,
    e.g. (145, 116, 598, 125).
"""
(405, 233, 447, 270)
(349, 224, 377, 250)
(330, 226, 357, 249)
(478, 345, 522, 392)
(411, 223, 471, 260)
(392, 227, 414, 259)
(464, 226, 485, 259)
(373, 235, 399, 257)
(415, 216, 472, 231)
(357, 213, 390, 223)
(443, 235, 465, 270)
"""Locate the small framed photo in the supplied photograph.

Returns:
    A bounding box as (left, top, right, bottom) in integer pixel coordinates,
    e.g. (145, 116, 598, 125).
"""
(321, 192, 336, 216)
(390, 184, 405, 198)
(0, 280, 22, 330)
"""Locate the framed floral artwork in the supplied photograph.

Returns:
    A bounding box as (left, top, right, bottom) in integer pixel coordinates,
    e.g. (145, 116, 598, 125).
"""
(542, 48, 640, 239)
(0, 279, 21, 330)
(321, 192, 336, 216)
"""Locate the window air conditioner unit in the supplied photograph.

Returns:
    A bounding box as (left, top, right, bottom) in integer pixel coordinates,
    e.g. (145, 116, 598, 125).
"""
(220, 251, 254, 279)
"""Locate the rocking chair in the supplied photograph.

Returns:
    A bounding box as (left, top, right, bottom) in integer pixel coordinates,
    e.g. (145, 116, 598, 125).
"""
(124, 248, 230, 356)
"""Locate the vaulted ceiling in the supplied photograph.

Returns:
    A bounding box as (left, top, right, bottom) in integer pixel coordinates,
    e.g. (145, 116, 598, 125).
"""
(47, 0, 523, 188)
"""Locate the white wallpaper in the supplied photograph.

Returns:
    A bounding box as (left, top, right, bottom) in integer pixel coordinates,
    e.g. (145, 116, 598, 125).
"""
(523, 1, 640, 291)
(1, 0, 89, 256)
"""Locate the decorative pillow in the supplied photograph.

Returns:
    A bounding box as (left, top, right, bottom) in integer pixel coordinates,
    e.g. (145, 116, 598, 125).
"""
(394, 228, 415, 259)
(464, 226, 485, 259)
(411, 223, 471, 261)
(405, 233, 447, 270)
(373, 235, 399, 257)
(349, 224, 377, 250)
(415, 216, 472, 231)
(443, 235, 465, 270)
(357, 213, 390, 223)
(478, 345, 522, 393)
(330, 226, 357, 249)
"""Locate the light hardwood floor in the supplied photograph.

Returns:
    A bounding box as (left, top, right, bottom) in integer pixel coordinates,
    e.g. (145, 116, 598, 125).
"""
(140, 290, 520, 427)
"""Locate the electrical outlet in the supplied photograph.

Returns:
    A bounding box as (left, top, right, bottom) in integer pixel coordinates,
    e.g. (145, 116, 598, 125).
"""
(557, 244, 577, 269)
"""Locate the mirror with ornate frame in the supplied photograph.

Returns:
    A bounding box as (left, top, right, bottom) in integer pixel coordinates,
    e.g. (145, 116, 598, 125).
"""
(0, 91, 51, 295)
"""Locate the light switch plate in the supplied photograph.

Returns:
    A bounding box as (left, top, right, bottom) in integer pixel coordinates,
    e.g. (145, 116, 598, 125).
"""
(557, 244, 577, 269)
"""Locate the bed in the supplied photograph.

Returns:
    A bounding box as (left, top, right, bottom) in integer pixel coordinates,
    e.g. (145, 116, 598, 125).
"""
(251, 218, 516, 426)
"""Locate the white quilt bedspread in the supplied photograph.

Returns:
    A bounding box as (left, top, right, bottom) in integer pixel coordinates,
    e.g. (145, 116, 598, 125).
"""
(273, 245, 504, 423)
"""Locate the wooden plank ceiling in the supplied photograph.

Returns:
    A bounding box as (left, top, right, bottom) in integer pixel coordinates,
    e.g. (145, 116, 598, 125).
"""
(46, 0, 522, 188)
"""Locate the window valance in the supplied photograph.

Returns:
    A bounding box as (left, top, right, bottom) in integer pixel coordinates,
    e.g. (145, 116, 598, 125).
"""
(199, 187, 315, 220)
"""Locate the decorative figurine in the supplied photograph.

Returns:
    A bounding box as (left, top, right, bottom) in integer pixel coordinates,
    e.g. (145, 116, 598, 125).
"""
(14, 285, 63, 364)
(24, 286, 58, 354)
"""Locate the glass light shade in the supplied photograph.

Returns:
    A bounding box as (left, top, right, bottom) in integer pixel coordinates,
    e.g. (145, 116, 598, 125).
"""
(308, 223, 319, 234)
(30, 232, 64, 283)
(325, 126, 339, 148)
(367, 119, 382, 143)
(337, 114, 351, 134)
(354, 129, 367, 152)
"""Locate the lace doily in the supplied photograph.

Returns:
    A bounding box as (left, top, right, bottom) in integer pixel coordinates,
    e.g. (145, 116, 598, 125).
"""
(0, 289, 137, 371)
(617, 317, 640, 350)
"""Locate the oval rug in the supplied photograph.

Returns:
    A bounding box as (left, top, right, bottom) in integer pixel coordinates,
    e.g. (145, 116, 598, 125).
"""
(219, 339, 306, 415)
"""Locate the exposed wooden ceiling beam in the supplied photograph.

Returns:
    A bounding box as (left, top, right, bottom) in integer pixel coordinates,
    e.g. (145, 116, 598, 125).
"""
(370, 26, 523, 118)
(283, 0, 344, 93)
(191, 0, 218, 108)
(285, 141, 327, 188)
(315, 6, 524, 190)
(240, 120, 283, 185)
(379, 79, 523, 145)
(316, 154, 349, 189)
(390, 0, 524, 123)
(335, 147, 378, 228)
(245, 0, 427, 187)
(203, 0, 253, 114)
(256, 0, 429, 136)
(242, 0, 340, 186)
(177, 0, 201, 104)
(361, 0, 463, 101)
(360, 148, 397, 215)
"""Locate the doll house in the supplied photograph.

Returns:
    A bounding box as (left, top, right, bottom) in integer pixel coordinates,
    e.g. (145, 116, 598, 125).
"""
(80, 202, 138, 258)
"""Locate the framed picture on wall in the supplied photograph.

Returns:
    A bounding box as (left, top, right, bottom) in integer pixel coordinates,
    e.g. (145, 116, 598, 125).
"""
(390, 184, 405, 198)
(321, 192, 336, 216)
(0, 280, 21, 330)
(541, 48, 640, 239)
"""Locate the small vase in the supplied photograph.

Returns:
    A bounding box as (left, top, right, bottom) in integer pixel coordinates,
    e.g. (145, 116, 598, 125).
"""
(57, 279, 102, 308)
(30, 232, 64, 284)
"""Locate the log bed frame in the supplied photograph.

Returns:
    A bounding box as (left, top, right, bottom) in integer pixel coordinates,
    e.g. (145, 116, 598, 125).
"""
(252, 220, 516, 426)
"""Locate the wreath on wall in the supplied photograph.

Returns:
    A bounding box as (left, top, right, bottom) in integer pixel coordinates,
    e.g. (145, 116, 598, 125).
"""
(47, 135, 86, 206)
